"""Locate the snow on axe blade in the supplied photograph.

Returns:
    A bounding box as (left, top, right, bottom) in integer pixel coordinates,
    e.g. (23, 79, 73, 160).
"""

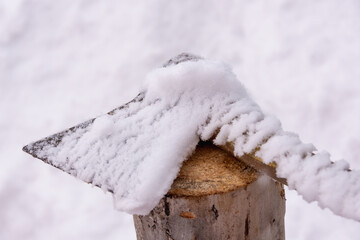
(22, 54, 202, 168)
(22, 53, 282, 191)
(23, 53, 360, 221)
(21, 53, 286, 215)
(22, 93, 145, 191)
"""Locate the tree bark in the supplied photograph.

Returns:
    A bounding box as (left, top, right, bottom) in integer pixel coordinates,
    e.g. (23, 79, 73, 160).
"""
(133, 142, 285, 240)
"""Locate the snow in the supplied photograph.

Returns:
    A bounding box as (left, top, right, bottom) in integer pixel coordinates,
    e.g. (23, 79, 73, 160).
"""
(27, 57, 250, 214)
(145, 58, 360, 221)
(257, 133, 360, 219)
(2, 0, 360, 239)
(27, 55, 360, 220)
(144, 56, 247, 102)
(147, 56, 360, 221)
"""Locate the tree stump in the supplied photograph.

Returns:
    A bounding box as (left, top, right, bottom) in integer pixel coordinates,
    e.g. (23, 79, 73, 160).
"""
(133, 142, 285, 240)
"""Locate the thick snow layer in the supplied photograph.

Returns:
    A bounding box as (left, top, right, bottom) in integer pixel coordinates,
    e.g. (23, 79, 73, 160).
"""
(32, 58, 249, 214)
(32, 57, 360, 220)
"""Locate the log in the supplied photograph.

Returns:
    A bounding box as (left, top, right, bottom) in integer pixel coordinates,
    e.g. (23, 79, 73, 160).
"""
(133, 142, 285, 240)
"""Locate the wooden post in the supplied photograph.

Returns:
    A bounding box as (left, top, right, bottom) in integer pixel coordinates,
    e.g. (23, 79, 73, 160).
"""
(133, 142, 285, 240)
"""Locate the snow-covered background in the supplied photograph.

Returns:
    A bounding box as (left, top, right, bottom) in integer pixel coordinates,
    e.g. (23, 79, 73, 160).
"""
(1, 0, 360, 239)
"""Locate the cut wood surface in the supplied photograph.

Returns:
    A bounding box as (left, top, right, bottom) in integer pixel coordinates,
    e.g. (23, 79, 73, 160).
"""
(168, 142, 258, 197)
(134, 142, 285, 240)
(218, 142, 287, 185)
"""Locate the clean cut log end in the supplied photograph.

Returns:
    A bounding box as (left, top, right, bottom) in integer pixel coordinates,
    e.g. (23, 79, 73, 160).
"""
(133, 142, 285, 240)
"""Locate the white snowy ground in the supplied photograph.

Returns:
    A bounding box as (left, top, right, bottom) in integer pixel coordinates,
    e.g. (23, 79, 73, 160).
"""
(1, 0, 360, 239)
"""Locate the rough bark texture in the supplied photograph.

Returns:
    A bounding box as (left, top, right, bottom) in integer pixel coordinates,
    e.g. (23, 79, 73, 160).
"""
(133, 142, 285, 240)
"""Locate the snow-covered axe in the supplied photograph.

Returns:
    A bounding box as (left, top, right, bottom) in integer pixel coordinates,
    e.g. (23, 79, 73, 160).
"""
(23, 53, 360, 240)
